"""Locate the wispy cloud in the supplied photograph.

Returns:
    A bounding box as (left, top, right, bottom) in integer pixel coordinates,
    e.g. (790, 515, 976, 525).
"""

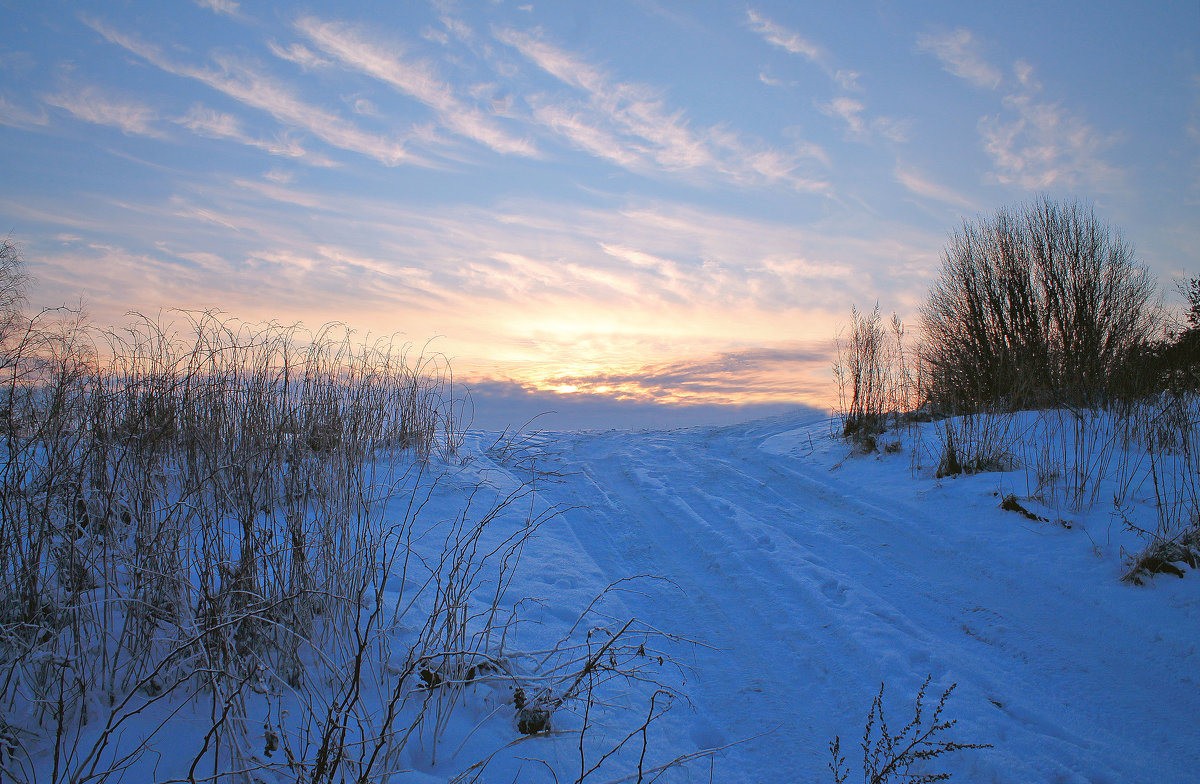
(757, 69, 794, 89)
(176, 104, 336, 164)
(505, 345, 834, 405)
(43, 85, 165, 137)
(194, 0, 240, 17)
(528, 103, 642, 169)
(267, 41, 332, 71)
(873, 117, 913, 144)
(748, 10, 908, 147)
(26, 168, 935, 338)
(745, 10, 858, 91)
(815, 97, 910, 145)
(916, 28, 1003, 90)
(18, 162, 945, 410)
(980, 89, 1120, 190)
(918, 29, 1120, 191)
(31, 243, 230, 319)
(893, 164, 978, 210)
(818, 97, 866, 137)
(0, 96, 49, 129)
(746, 9, 824, 63)
(496, 26, 827, 190)
(83, 16, 415, 166)
(295, 16, 538, 157)
(352, 98, 378, 117)
(495, 27, 606, 93)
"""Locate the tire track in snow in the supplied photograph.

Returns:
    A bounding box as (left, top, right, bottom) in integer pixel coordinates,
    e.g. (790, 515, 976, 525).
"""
(531, 417, 1196, 781)
(543, 425, 976, 778)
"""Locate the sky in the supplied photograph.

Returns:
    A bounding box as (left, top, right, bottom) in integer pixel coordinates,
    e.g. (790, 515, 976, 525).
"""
(1, 0, 1197, 427)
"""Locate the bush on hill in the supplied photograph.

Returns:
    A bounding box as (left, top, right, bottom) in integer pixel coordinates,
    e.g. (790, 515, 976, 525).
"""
(919, 197, 1159, 410)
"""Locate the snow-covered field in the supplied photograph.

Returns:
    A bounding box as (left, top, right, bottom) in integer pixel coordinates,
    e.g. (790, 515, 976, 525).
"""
(458, 409, 1200, 782)
(9, 408, 1200, 782)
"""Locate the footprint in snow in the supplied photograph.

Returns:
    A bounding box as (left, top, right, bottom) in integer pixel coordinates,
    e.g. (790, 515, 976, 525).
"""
(821, 580, 848, 606)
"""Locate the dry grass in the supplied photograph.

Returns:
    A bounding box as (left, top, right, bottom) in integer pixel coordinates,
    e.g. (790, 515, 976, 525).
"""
(0, 275, 692, 782)
(0, 307, 477, 779)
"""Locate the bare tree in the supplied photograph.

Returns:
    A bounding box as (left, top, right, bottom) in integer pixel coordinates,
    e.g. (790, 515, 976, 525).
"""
(920, 197, 1158, 409)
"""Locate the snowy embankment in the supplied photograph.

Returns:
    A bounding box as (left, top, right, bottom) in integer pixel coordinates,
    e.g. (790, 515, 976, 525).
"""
(471, 409, 1200, 782)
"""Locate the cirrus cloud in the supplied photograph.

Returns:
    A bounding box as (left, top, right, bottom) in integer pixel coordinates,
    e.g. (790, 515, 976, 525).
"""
(43, 85, 164, 138)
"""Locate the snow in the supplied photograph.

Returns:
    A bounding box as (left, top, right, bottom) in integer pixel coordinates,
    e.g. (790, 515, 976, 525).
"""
(12, 408, 1200, 782)
(462, 409, 1200, 781)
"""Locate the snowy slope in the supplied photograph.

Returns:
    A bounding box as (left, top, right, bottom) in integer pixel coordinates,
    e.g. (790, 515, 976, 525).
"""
(479, 410, 1200, 782)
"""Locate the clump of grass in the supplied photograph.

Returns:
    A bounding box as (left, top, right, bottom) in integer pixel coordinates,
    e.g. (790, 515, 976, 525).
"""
(1121, 513, 1200, 585)
(933, 406, 1018, 478)
(999, 494, 1047, 522)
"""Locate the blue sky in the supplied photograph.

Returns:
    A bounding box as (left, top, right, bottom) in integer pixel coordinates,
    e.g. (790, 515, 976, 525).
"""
(1, 0, 1197, 423)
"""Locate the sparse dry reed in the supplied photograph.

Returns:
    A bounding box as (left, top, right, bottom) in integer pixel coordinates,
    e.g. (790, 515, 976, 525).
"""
(0, 306, 501, 781)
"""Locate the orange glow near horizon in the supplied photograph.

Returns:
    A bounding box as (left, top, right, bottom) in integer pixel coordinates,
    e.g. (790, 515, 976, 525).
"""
(435, 297, 846, 409)
(459, 345, 839, 410)
(33, 287, 843, 411)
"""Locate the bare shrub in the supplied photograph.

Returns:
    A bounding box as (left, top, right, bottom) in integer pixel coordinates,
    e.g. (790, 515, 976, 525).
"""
(921, 197, 1158, 409)
(1139, 393, 1200, 543)
(1014, 406, 1132, 511)
(451, 577, 703, 783)
(1157, 275, 1200, 392)
(1118, 392, 1200, 584)
(0, 235, 28, 354)
(830, 676, 991, 784)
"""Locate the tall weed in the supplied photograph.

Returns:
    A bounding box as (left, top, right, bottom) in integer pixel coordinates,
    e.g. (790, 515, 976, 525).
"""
(834, 305, 921, 449)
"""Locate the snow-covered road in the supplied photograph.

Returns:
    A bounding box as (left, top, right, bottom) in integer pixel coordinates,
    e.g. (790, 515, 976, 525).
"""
(499, 413, 1200, 782)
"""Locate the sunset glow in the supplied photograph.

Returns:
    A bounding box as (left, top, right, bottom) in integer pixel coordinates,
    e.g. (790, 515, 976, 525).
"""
(2, 1, 1196, 425)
